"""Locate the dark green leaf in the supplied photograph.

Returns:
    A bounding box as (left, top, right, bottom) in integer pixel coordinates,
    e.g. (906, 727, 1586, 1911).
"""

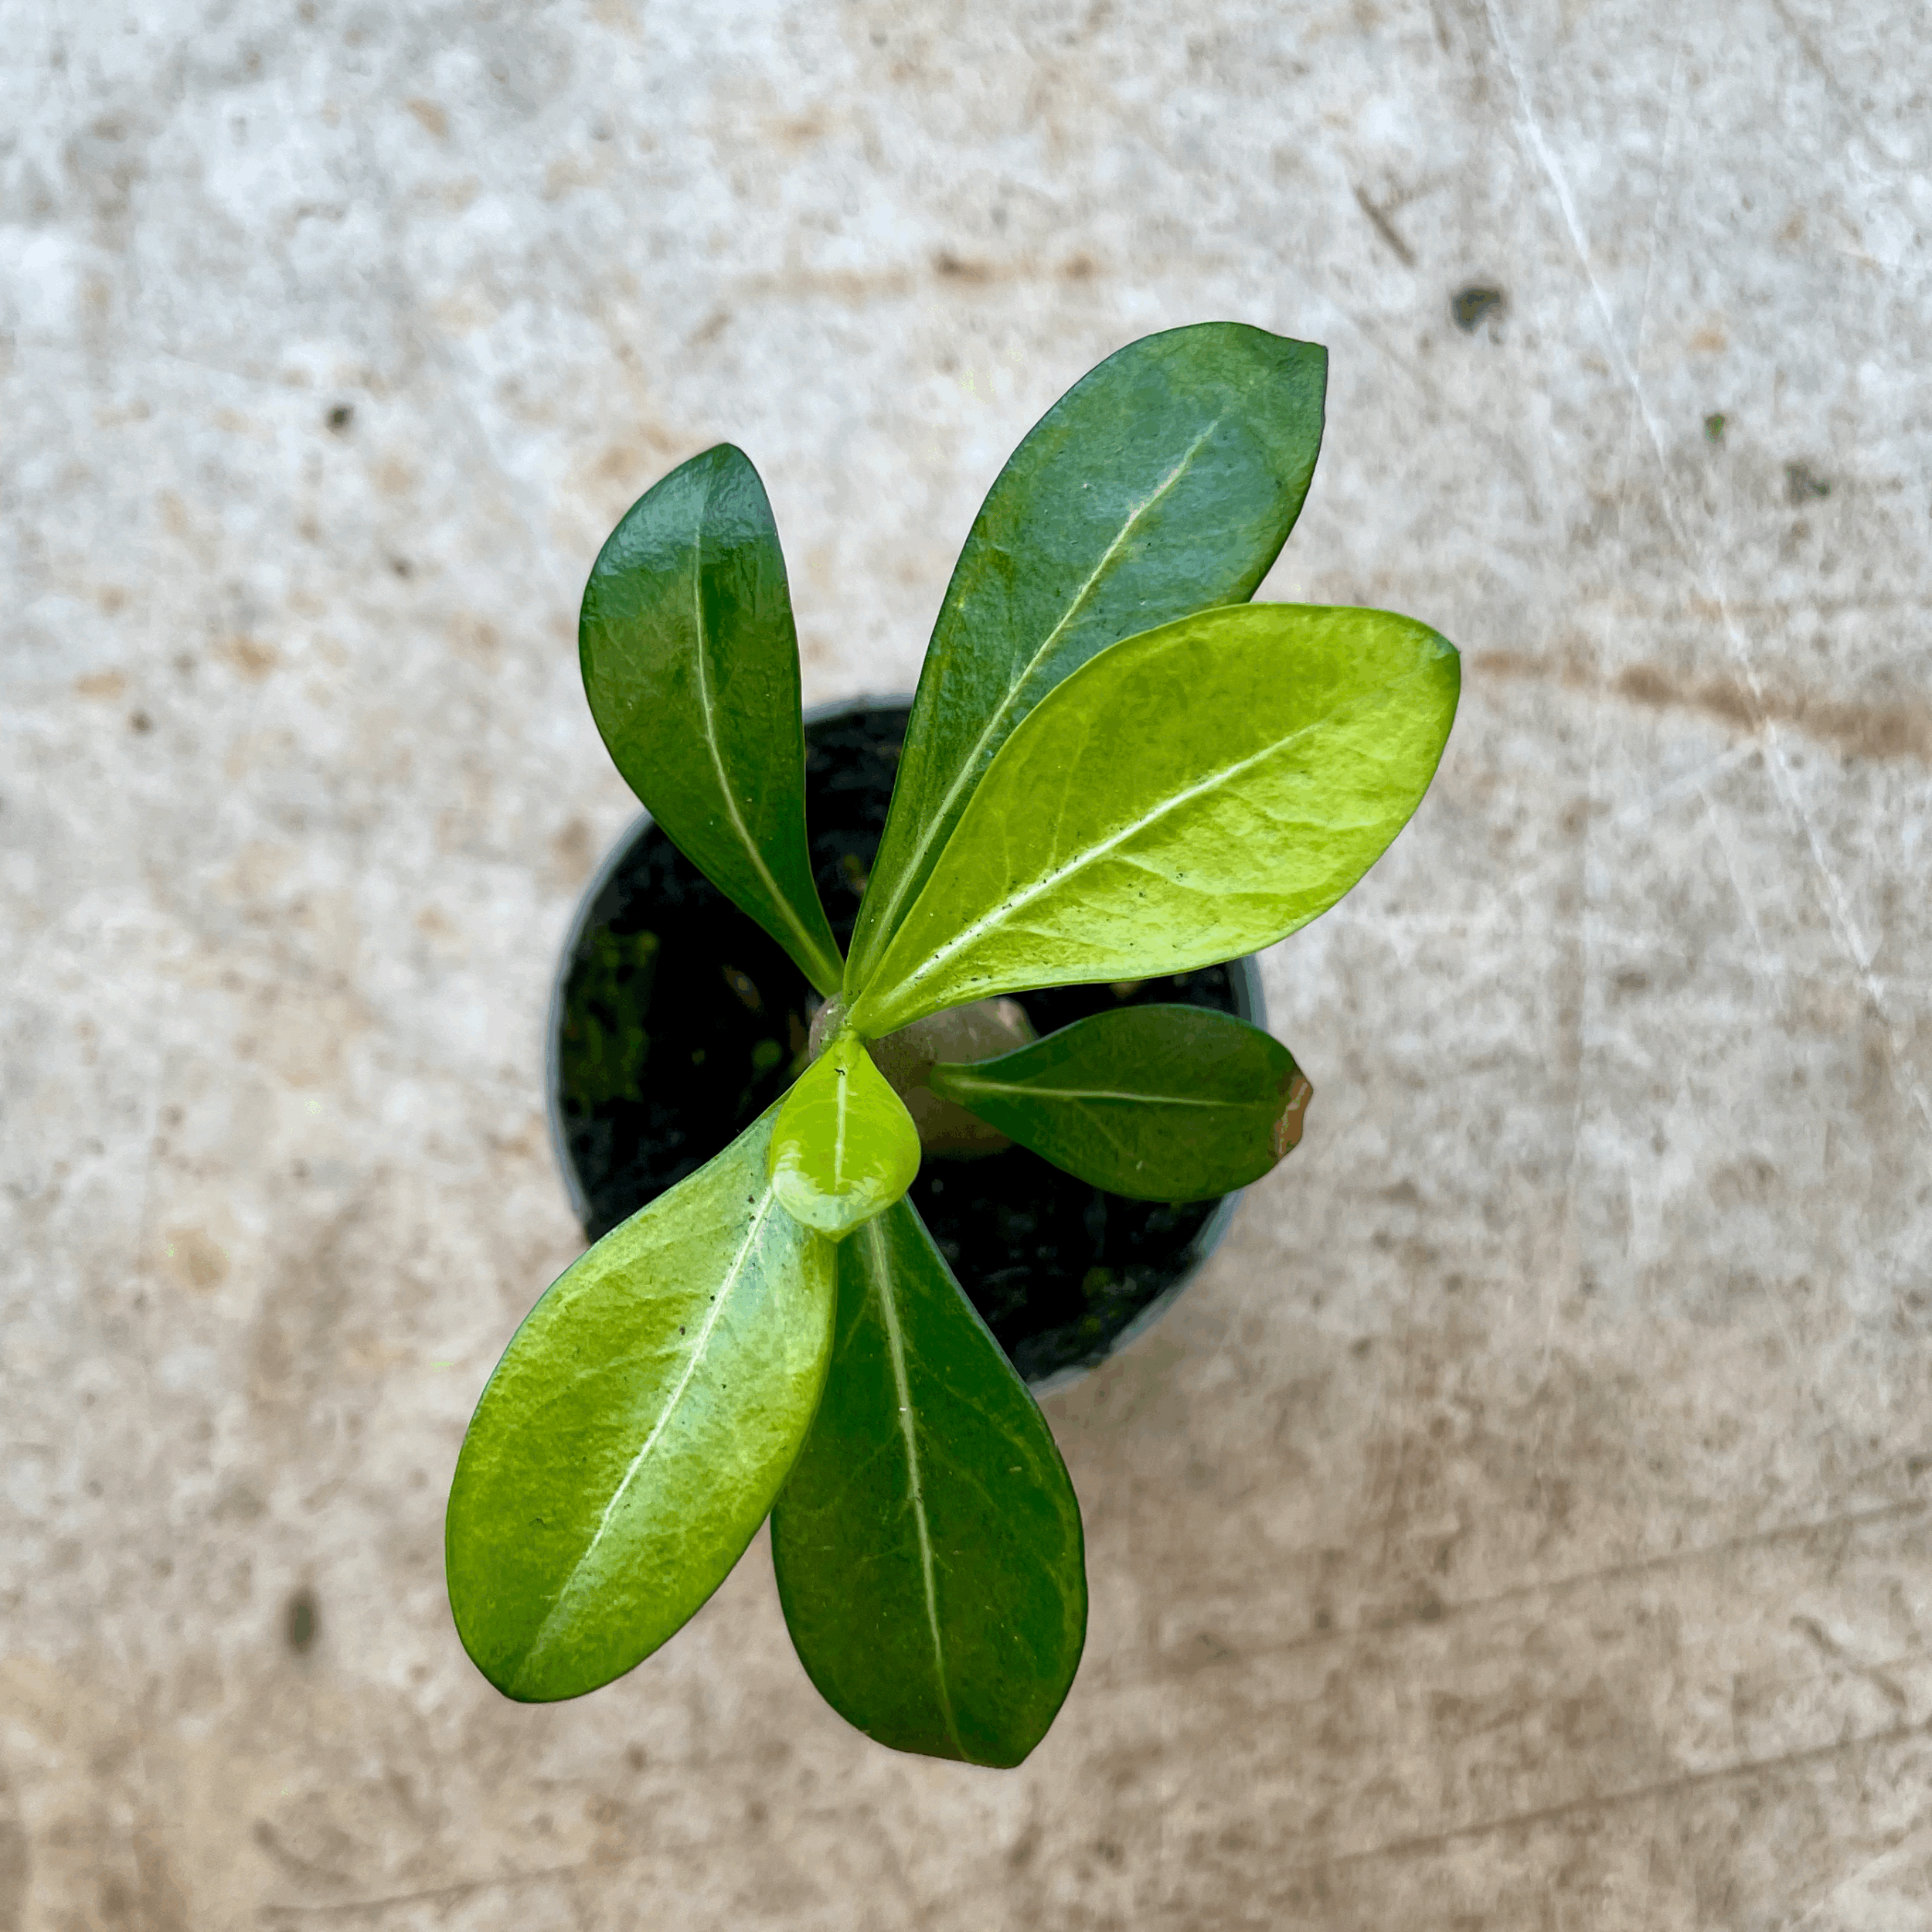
(581, 444, 844, 995)
(848, 603, 1460, 1036)
(929, 1004, 1311, 1200)
(844, 323, 1327, 995)
(771, 1199, 1087, 1766)
(447, 1109, 835, 1702)
(768, 1027, 921, 1239)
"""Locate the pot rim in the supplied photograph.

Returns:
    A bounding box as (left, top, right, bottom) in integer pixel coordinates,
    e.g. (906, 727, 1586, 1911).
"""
(545, 692, 1267, 1395)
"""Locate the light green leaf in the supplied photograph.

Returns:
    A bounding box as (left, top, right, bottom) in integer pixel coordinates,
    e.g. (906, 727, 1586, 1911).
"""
(581, 444, 844, 996)
(446, 1109, 834, 1702)
(849, 604, 1460, 1036)
(768, 1029, 921, 1239)
(771, 1200, 1087, 1766)
(844, 322, 1327, 996)
(930, 1004, 1312, 1201)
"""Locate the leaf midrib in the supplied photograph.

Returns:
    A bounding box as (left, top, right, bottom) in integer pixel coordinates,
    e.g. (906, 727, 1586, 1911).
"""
(831, 1049, 852, 1189)
(855, 417, 1225, 984)
(940, 1077, 1258, 1110)
(875, 660, 1436, 1022)
(686, 468, 838, 993)
(868, 1217, 966, 1762)
(509, 1192, 776, 1685)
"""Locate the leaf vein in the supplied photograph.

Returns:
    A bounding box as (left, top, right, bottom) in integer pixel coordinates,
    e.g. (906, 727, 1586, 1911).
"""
(869, 1218, 967, 1761)
(881, 661, 1437, 1017)
(947, 1080, 1250, 1109)
(688, 468, 836, 989)
(859, 417, 1226, 975)
(512, 1192, 776, 1682)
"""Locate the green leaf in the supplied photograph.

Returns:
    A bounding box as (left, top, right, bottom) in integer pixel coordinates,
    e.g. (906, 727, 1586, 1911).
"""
(848, 604, 1460, 1036)
(929, 1004, 1313, 1201)
(581, 444, 844, 996)
(767, 1029, 921, 1239)
(844, 323, 1328, 996)
(770, 1200, 1087, 1766)
(446, 1109, 835, 1702)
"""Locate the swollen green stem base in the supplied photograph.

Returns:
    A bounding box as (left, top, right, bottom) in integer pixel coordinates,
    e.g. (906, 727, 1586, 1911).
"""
(808, 994, 1036, 1157)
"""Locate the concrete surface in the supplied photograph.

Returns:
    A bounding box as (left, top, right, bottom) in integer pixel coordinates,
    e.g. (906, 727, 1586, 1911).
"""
(4, 0, 1930, 1924)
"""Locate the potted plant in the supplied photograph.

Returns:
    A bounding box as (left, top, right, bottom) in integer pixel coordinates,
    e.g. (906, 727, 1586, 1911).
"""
(444, 321, 1460, 1767)
(548, 692, 1274, 1393)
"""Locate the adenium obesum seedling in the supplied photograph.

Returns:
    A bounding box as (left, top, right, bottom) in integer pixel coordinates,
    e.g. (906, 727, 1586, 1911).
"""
(445, 322, 1459, 1766)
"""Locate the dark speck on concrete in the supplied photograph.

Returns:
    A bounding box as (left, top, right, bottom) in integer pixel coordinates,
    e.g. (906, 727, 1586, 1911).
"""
(285, 1587, 318, 1655)
(1784, 461, 1831, 503)
(1451, 285, 1505, 332)
(1704, 413, 1726, 443)
(326, 403, 354, 433)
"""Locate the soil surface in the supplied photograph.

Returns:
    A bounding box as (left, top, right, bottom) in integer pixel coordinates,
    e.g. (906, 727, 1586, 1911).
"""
(556, 704, 1245, 1384)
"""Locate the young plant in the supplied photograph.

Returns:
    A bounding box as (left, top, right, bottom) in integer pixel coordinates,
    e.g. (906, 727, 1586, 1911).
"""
(445, 322, 1460, 1766)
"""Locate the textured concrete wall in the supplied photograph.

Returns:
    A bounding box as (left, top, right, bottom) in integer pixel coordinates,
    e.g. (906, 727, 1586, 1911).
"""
(4, 0, 1930, 1925)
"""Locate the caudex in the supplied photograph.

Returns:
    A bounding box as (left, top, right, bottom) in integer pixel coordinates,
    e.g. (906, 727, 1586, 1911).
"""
(445, 322, 1460, 1765)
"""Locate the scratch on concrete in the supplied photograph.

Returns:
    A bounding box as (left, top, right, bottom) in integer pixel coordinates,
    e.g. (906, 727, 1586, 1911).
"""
(1479, 0, 1932, 1145)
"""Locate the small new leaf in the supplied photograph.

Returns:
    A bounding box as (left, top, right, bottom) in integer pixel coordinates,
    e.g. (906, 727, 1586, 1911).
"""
(580, 444, 844, 995)
(768, 1029, 921, 1238)
(446, 1109, 835, 1702)
(771, 1200, 1087, 1766)
(929, 1004, 1311, 1200)
(849, 603, 1460, 1035)
(845, 322, 1327, 993)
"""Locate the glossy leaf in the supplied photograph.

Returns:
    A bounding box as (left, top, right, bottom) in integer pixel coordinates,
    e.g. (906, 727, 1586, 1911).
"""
(770, 1200, 1087, 1766)
(447, 1110, 835, 1702)
(849, 603, 1460, 1036)
(844, 322, 1328, 996)
(929, 1004, 1312, 1200)
(581, 444, 844, 996)
(768, 1029, 921, 1239)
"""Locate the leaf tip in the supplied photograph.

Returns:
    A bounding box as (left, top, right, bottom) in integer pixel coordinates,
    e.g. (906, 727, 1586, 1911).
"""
(1271, 1070, 1314, 1160)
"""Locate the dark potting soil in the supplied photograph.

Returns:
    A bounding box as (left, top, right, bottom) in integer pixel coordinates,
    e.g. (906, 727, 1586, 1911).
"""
(556, 705, 1247, 1386)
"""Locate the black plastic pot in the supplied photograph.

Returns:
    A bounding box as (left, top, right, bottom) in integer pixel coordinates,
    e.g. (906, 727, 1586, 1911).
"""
(546, 698, 1265, 1393)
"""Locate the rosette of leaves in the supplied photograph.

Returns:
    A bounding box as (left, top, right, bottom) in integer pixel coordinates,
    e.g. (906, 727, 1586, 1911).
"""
(445, 322, 1460, 1766)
